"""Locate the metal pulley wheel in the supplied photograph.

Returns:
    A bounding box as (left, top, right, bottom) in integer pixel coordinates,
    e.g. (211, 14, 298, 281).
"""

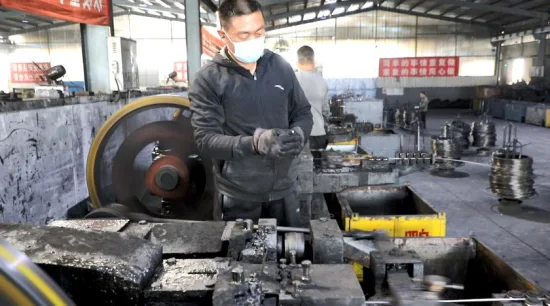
(85, 95, 213, 220)
(0, 239, 75, 306)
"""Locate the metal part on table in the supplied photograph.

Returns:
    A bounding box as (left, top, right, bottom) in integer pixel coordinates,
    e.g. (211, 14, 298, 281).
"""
(149, 221, 226, 256)
(145, 258, 229, 304)
(212, 262, 366, 306)
(310, 219, 344, 264)
(283, 232, 305, 263)
(48, 218, 130, 232)
(241, 219, 278, 264)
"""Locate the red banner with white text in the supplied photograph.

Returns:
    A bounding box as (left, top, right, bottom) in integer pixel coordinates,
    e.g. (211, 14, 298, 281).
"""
(379, 57, 460, 78)
(0, 0, 110, 26)
(11, 62, 51, 84)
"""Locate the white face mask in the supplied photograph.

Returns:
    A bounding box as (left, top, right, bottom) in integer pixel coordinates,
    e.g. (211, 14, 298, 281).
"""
(225, 32, 265, 64)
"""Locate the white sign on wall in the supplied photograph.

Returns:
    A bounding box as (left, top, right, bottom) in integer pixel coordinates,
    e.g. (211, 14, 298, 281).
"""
(382, 88, 404, 96)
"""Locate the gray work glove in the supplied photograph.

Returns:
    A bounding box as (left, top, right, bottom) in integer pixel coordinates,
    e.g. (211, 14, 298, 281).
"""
(253, 128, 303, 158)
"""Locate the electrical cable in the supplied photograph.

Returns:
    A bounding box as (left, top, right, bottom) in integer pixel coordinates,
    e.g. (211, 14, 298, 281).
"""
(489, 150, 536, 200)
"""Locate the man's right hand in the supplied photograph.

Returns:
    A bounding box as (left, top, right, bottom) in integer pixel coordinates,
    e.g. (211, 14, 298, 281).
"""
(253, 128, 302, 158)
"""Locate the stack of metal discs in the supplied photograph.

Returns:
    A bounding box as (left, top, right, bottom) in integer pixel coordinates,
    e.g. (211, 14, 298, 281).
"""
(450, 119, 471, 150)
(490, 150, 536, 200)
(472, 118, 497, 148)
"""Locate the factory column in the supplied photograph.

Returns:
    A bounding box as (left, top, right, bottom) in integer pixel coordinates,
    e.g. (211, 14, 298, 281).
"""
(185, 0, 202, 83)
(533, 15, 548, 81)
(80, 25, 111, 93)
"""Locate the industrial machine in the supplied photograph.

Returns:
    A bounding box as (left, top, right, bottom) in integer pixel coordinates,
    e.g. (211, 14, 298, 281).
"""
(0, 217, 545, 305)
(108, 36, 139, 92)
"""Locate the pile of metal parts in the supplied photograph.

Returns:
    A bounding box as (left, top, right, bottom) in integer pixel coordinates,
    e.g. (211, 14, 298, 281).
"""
(472, 114, 497, 153)
(0, 218, 542, 306)
(489, 123, 536, 201)
(450, 117, 471, 150)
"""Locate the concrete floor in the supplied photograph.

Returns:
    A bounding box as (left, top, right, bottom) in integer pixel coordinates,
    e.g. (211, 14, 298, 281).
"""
(401, 109, 550, 289)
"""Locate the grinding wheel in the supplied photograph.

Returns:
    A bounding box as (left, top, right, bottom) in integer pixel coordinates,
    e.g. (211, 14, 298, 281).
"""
(86, 95, 214, 220)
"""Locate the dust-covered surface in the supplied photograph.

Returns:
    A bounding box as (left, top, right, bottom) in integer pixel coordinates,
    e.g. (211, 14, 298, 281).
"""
(48, 219, 129, 232)
(145, 258, 229, 303)
(149, 221, 226, 255)
(400, 109, 550, 290)
(0, 223, 162, 300)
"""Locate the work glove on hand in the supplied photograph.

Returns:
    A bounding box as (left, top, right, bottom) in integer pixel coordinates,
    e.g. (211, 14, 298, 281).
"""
(253, 128, 303, 159)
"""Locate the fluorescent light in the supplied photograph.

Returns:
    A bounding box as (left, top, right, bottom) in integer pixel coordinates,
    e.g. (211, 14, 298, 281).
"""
(156, 0, 170, 8)
(162, 12, 175, 18)
(132, 7, 145, 13)
(177, 13, 185, 19)
(332, 7, 345, 15)
(303, 12, 316, 20)
(148, 10, 160, 16)
(127, 0, 135, 2)
(317, 10, 330, 18)
(200, 7, 206, 13)
(22, 20, 29, 23)
(289, 15, 301, 23)
(141, 0, 153, 5)
(347, 4, 359, 11)
(361, 2, 373, 9)
(173, 1, 185, 10)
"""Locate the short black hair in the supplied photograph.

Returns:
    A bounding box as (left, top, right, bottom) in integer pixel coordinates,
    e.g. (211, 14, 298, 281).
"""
(218, 0, 263, 29)
(297, 45, 314, 64)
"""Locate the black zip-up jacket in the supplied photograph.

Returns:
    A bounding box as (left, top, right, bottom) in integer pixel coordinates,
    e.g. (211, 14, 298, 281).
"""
(189, 49, 313, 202)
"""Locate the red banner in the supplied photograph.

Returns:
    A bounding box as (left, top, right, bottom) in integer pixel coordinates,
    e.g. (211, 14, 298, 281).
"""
(201, 27, 223, 58)
(173, 61, 187, 82)
(379, 57, 459, 78)
(10, 62, 51, 84)
(0, 0, 110, 26)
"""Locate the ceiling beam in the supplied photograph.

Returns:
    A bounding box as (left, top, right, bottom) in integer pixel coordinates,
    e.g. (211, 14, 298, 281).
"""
(393, 0, 407, 9)
(482, 2, 550, 23)
(378, 6, 499, 28)
(408, 0, 427, 11)
(265, 0, 369, 21)
(423, 2, 443, 14)
(491, 25, 550, 41)
(428, 0, 546, 19)
(113, 0, 213, 20)
(201, 0, 218, 12)
(9, 21, 71, 36)
(267, 6, 375, 31)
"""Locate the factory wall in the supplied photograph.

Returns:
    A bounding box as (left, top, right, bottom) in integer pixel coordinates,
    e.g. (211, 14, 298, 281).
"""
(267, 10, 496, 80)
(499, 36, 550, 86)
(6, 24, 85, 90)
(113, 14, 187, 87)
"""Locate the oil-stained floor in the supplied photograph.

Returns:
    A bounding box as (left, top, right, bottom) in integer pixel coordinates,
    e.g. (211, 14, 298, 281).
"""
(400, 109, 550, 289)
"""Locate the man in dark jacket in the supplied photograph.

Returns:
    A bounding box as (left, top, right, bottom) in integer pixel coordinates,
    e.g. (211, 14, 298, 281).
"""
(189, 0, 313, 226)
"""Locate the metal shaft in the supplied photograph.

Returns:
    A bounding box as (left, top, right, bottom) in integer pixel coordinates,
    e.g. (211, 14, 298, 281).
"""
(364, 297, 540, 305)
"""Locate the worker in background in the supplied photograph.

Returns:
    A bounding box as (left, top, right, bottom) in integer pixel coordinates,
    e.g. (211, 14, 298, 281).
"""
(295, 46, 330, 150)
(189, 0, 313, 226)
(419, 91, 430, 129)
